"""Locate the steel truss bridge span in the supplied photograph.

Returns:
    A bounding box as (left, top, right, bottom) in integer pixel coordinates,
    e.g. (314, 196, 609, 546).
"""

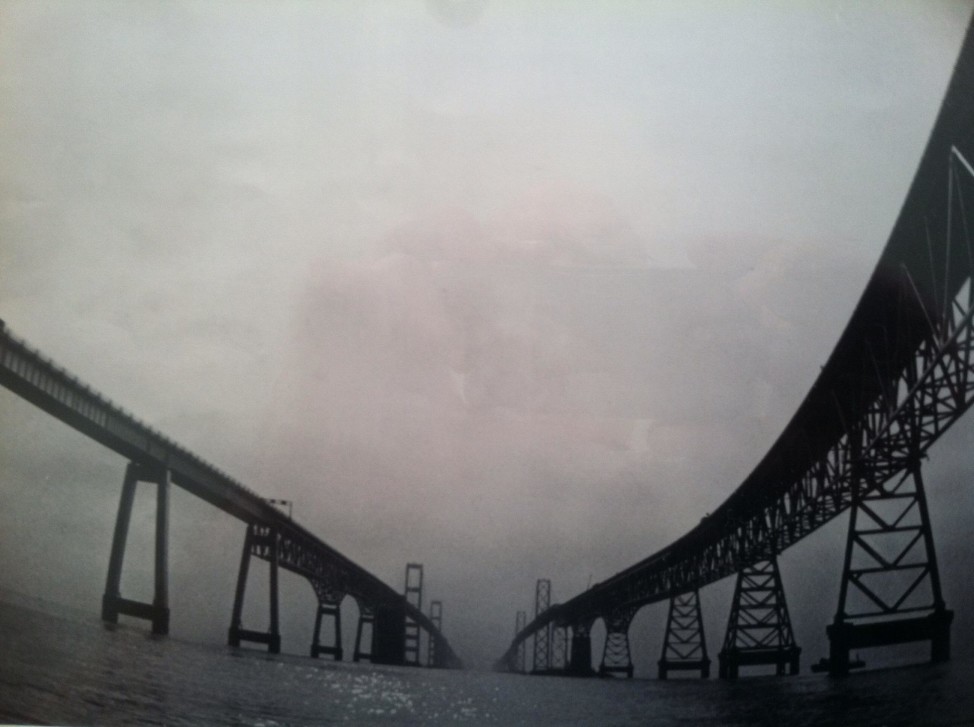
(499, 20, 974, 674)
(0, 325, 462, 669)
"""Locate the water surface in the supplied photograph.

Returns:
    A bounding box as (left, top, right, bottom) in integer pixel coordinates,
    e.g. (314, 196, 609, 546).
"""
(1, 599, 972, 725)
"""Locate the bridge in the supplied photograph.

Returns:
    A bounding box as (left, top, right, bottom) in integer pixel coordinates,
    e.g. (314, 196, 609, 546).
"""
(498, 20, 974, 679)
(0, 323, 462, 670)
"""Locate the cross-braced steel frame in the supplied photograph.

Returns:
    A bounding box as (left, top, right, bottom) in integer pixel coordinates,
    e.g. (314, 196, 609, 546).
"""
(599, 605, 639, 678)
(828, 460, 951, 674)
(532, 579, 552, 673)
(403, 563, 424, 666)
(718, 558, 799, 678)
(497, 20, 974, 676)
(550, 625, 569, 671)
(658, 590, 710, 679)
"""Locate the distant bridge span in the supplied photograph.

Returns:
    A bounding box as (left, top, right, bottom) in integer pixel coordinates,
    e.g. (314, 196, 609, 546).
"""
(0, 324, 462, 669)
(500, 20, 974, 678)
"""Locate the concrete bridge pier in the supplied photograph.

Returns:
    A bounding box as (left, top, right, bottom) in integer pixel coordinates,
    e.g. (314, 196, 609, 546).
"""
(101, 460, 170, 636)
(227, 523, 281, 654)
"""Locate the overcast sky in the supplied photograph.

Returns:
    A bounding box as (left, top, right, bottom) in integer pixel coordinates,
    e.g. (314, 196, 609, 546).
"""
(3, 1, 974, 671)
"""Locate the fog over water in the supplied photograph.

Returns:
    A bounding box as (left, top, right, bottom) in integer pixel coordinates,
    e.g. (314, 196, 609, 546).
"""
(2, 1, 974, 672)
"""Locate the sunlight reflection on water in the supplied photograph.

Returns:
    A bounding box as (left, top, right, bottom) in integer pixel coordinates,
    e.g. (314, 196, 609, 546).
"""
(1, 600, 972, 725)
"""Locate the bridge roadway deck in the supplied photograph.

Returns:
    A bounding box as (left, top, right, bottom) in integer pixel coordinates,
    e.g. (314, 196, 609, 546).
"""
(0, 324, 459, 667)
(500, 18, 974, 666)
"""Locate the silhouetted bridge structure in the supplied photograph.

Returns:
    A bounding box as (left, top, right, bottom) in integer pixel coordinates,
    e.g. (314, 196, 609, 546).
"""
(499, 20, 974, 679)
(0, 326, 461, 670)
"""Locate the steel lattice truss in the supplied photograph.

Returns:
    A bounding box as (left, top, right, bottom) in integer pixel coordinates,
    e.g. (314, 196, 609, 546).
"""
(660, 590, 708, 664)
(532, 579, 552, 672)
(499, 21, 974, 669)
(720, 559, 796, 652)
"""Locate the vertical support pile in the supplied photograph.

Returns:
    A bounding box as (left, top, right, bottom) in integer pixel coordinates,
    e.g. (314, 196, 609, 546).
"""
(718, 557, 800, 678)
(658, 589, 710, 679)
(102, 460, 170, 636)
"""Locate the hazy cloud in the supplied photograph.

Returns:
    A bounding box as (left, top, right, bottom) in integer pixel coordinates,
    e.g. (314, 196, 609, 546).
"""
(2, 1, 973, 668)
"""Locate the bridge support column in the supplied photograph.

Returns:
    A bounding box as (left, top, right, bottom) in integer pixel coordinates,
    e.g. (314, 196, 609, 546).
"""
(514, 610, 528, 673)
(550, 624, 569, 672)
(403, 563, 423, 666)
(568, 619, 596, 676)
(311, 603, 343, 660)
(227, 523, 281, 654)
(102, 461, 170, 636)
(718, 557, 800, 679)
(532, 578, 553, 673)
(310, 580, 346, 660)
(658, 589, 710, 679)
(427, 600, 442, 667)
(371, 602, 407, 665)
(599, 605, 638, 678)
(826, 460, 951, 676)
(353, 603, 374, 662)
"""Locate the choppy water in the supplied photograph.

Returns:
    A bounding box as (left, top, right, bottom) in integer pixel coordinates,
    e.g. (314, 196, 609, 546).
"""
(1, 598, 973, 726)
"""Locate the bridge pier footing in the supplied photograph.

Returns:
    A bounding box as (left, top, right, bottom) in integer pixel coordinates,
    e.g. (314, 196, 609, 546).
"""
(101, 461, 170, 636)
(826, 609, 953, 676)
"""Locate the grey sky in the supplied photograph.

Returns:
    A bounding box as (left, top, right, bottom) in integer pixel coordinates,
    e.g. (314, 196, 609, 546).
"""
(2, 1, 974, 669)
